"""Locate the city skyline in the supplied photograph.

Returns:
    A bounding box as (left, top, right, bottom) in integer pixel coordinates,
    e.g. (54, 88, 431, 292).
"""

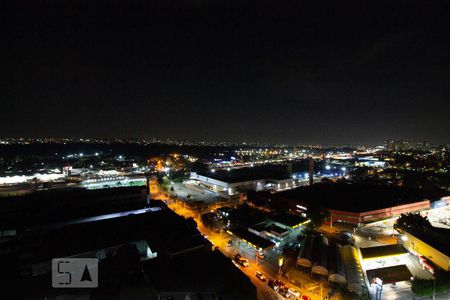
(0, 136, 447, 148)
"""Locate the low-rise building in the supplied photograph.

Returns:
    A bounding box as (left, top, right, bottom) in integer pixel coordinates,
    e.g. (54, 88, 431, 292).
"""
(404, 227, 450, 272)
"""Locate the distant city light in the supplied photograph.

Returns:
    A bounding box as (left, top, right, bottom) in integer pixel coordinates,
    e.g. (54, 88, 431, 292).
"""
(341, 167, 346, 171)
(325, 165, 331, 170)
(211, 169, 216, 173)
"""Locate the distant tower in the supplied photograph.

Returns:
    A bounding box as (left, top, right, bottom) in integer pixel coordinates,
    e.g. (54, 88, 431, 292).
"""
(308, 158, 314, 186)
(287, 163, 293, 176)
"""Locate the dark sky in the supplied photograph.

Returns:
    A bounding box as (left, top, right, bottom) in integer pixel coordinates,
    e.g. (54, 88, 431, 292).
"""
(3, 0, 450, 145)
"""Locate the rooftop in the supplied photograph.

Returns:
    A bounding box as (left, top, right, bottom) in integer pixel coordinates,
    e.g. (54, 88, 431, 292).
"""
(276, 183, 446, 212)
(360, 244, 408, 260)
(198, 164, 294, 183)
(366, 265, 412, 285)
(143, 250, 256, 298)
(406, 227, 450, 257)
(227, 227, 275, 250)
(269, 213, 309, 228)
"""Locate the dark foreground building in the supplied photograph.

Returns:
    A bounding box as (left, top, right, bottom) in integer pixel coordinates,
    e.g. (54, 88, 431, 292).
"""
(0, 198, 256, 299)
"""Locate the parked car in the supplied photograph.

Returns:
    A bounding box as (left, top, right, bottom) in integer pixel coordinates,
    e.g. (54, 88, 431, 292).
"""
(274, 280, 285, 288)
(288, 288, 300, 298)
(278, 287, 290, 298)
(255, 271, 266, 281)
(268, 279, 279, 291)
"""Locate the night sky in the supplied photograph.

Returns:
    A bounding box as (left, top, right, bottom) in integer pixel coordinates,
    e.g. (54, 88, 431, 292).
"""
(3, 0, 450, 145)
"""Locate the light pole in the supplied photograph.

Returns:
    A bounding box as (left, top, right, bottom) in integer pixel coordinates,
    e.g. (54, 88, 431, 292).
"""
(432, 277, 436, 300)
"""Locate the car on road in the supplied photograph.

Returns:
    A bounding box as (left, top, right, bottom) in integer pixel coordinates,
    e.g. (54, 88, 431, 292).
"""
(255, 271, 266, 281)
(234, 254, 249, 267)
(288, 288, 300, 298)
(278, 287, 290, 298)
(257, 252, 265, 259)
(274, 280, 285, 288)
(268, 279, 279, 291)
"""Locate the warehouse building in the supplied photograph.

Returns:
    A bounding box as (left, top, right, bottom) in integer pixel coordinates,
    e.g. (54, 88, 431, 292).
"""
(404, 227, 450, 272)
(275, 183, 447, 225)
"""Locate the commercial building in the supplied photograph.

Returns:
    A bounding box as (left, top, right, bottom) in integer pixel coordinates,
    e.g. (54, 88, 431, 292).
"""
(403, 227, 450, 272)
(80, 176, 147, 190)
(190, 169, 299, 196)
(275, 183, 447, 225)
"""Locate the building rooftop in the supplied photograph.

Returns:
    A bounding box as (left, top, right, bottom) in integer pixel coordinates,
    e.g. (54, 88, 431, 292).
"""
(276, 183, 446, 212)
(198, 164, 293, 183)
(407, 227, 450, 257)
(360, 244, 408, 260)
(143, 250, 256, 298)
(366, 265, 412, 285)
(13, 204, 209, 265)
(269, 213, 309, 228)
(227, 227, 275, 250)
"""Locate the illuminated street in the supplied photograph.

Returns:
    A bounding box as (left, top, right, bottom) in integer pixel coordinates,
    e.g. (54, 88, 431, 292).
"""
(150, 179, 322, 300)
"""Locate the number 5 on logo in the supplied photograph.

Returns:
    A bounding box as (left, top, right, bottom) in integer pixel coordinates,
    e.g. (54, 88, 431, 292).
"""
(57, 260, 72, 285)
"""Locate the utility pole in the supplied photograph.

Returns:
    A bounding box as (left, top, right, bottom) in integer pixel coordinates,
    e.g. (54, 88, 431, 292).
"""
(432, 277, 436, 300)
(330, 213, 333, 228)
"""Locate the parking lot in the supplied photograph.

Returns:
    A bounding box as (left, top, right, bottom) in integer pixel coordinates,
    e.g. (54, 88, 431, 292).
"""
(170, 182, 223, 203)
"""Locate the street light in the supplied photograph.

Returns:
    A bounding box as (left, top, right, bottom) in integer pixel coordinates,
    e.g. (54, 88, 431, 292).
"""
(278, 257, 284, 275)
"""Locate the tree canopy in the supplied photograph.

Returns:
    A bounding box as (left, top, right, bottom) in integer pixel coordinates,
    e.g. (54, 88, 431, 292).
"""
(394, 213, 432, 233)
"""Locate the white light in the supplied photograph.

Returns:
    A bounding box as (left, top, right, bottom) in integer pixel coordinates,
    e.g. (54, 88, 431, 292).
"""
(401, 235, 408, 241)
(227, 167, 231, 171)
(341, 167, 346, 171)
(325, 165, 331, 170)
(79, 153, 84, 157)
(95, 152, 99, 156)
(211, 169, 216, 173)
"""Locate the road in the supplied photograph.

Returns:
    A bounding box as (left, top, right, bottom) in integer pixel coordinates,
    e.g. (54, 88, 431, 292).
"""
(150, 179, 322, 300)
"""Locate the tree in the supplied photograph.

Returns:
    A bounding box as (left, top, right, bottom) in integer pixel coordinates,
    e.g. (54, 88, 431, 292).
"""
(330, 287, 369, 300)
(394, 213, 432, 233)
(246, 190, 267, 207)
(189, 160, 209, 173)
(307, 204, 330, 229)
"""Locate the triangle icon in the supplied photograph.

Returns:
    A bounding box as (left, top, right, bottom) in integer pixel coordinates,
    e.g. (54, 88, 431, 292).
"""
(80, 265, 92, 282)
